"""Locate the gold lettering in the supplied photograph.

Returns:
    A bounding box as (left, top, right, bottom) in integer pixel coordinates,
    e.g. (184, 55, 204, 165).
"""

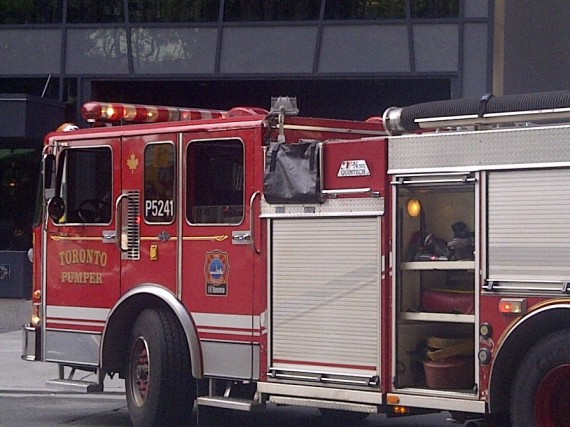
(56, 250, 109, 268)
(72, 249, 79, 264)
(86, 249, 93, 264)
(60, 271, 103, 284)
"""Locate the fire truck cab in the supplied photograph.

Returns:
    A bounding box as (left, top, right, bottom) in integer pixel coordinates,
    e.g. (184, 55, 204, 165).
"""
(23, 91, 570, 426)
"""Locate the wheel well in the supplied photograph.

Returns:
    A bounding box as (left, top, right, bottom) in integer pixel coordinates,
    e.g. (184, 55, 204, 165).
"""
(100, 290, 203, 379)
(489, 306, 570, 414)
(101, 293, 170, 376)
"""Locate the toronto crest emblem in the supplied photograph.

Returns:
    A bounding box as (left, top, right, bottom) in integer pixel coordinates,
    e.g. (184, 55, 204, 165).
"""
(204, 250, 229, 296)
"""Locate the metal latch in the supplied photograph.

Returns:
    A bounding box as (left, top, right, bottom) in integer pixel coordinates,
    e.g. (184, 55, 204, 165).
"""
(232, 231, 251, 245)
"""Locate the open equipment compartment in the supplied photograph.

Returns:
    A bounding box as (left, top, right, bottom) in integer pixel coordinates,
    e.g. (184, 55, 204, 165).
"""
(392, 174, 478, 394)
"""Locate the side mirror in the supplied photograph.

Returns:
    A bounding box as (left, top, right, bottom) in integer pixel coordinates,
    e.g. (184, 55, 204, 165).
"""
(43, 154, 56, 190)
(47, 197, 65, 223)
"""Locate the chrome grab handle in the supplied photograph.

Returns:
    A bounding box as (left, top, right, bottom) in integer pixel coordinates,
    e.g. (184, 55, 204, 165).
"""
(114, 193, 129, 251)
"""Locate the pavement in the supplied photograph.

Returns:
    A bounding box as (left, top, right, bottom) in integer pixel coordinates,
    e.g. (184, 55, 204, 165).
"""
(0, 299, 124, 394)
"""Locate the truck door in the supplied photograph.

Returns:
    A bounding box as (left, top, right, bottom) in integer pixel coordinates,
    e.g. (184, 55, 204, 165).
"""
(182, 132, 258, 380)
(119, 135, 178, 295)
(44, 139, 121, 365)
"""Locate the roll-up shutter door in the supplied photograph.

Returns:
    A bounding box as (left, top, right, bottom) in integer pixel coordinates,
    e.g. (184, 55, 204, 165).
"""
(488, 169, 570, 283)
(271, 217, 380, 374)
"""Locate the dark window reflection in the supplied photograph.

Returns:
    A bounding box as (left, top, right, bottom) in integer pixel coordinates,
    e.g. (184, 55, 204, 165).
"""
(325, 0, 406, 20)
(0, 0, 63, 24)
(67, 0, 124, 23)
(187, 139, 244, 224)
(411, 0, 459, 18)
(0, 149, 41, 250)
(144, 143, 175, 223)
(128, 0, 219, 23)
(224, 0, 320, 21)
(58, 147, 113, 224)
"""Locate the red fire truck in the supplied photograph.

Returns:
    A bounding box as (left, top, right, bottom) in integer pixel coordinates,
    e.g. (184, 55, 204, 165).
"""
(22, 92, 570, 426)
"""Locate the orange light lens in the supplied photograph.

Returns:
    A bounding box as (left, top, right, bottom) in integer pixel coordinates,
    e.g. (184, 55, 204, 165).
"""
(499, 298, 526, 315)
(387, 395, 400, 404)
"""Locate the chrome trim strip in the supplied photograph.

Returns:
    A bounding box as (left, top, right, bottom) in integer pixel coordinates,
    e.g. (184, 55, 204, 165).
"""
(257, 382, 382, 405)
(269, 396, 377, 413)
(177, 132, 184, 299)
(388, 393, 485, 413)
(22, 326, 36, 361)
(45, 329, 101, 366)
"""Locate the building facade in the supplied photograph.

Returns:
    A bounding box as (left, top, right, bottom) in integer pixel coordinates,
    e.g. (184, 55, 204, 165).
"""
(0, 0, 493, 122)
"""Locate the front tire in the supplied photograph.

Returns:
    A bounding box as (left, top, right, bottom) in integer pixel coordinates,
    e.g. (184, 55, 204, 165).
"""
(126, 308, 195, 426)
(510, 329, 570, 427)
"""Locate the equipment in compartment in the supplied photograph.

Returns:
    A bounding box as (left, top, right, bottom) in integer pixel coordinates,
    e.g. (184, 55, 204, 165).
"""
(408, 222, 474, 262)
(423, 336, 474, 389)
(421, 289, 474, 314)
(424, 357, 474, 389)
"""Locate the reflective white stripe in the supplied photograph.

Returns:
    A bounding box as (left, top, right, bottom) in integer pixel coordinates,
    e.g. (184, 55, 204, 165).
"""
(198, 328, 259, 336)
(193, 312, 264, 331)
(47, 306, 110, 322)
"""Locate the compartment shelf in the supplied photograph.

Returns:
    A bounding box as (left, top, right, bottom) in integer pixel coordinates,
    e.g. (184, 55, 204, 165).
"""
(400, 312, 475, 324)
(401, 261, 475, 271)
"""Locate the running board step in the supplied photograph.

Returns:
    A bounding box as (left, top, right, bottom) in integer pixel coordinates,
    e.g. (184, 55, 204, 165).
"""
(46, 378, 103, 393)
(197, 396, 262, 411)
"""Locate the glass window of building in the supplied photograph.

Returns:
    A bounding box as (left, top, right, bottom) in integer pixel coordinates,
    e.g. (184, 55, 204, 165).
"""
(128, 0, 219, 23)
(57, 147, 112, 224)
(186, 139, 244, 225)
(144, 143, 175, 223)
(0, 149, 40, 250)
(324, 0, 406, 20)
(0, 0, 63, 24)
(224, 0, 320, 21)
(411, 0, 459, 18)
(67, 0, 124, 23)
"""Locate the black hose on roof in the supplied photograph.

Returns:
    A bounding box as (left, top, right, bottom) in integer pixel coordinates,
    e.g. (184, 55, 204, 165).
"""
(386, 90, 570, 133)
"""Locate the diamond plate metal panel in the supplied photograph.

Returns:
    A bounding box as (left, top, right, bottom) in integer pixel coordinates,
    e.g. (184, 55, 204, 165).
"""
(389, 124, 570, 173)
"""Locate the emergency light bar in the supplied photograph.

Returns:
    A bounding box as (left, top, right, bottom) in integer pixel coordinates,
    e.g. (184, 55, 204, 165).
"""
(81, 101, 230, 124)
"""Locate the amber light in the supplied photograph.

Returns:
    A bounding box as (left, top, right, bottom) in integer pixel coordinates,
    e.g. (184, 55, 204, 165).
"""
(499, 298, 526, 315)
(394, 406, 410, 415)
(386, 395, 400, 404)
(407, 199, 422, 217)
(31, 303, 41, 327)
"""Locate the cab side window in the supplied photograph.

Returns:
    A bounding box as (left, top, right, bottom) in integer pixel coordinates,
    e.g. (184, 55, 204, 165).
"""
(59, 147, 112, 224)
(144, 143, 175, 223)
(187, 139, 244, 224)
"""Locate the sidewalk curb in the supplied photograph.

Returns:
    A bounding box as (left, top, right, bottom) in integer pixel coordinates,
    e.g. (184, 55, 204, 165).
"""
(0, 389, 125, 396)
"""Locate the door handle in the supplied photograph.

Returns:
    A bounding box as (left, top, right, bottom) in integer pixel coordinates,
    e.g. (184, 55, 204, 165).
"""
(232, 231, 251, 244)
(102, 230, 116, 243)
